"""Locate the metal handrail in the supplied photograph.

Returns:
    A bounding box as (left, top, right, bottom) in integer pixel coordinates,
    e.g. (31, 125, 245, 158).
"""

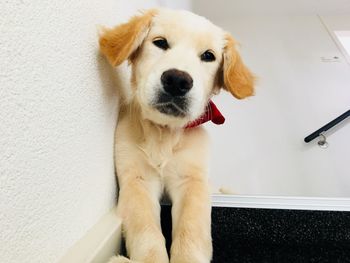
(304, 109, 350, 143)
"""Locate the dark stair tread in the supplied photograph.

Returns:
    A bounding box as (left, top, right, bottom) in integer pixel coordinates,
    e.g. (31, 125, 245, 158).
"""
(120, 205, 350, 262)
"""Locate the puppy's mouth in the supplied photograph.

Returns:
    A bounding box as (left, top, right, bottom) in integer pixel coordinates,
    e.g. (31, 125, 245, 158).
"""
(153, 92, 189, 117)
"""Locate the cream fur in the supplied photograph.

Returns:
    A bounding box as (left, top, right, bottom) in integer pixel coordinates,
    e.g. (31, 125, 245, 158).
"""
(99, 8, 255, 263)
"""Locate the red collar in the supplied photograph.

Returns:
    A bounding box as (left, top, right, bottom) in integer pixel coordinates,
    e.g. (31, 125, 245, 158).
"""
(185, 100, 225, 129)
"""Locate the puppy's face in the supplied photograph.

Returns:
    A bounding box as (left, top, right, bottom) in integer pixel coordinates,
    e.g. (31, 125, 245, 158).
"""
(133, 10, 225, 127)
(100, 9, 255, 128)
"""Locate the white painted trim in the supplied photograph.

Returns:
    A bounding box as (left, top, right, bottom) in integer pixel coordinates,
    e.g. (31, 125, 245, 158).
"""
(318, 15, 350, 66)
(212, 194, 350, 211)
(59, 207, 122, 263)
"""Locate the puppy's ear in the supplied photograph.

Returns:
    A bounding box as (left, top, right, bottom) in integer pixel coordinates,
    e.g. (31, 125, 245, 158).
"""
(221, 34, 255, 99)
(99, 9, 157, 66)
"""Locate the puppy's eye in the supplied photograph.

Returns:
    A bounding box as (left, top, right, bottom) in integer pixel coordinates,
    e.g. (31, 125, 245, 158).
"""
(200, 50, 216, 62)
(153, 37, 169, 50)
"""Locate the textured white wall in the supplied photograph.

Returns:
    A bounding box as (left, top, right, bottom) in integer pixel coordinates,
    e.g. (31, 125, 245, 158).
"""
(0, 0, 166, 262)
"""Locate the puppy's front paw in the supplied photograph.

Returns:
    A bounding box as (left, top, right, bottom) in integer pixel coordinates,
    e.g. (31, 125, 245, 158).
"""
(170, 240, 212, 263)
(107, 255, 136, 263)
(170, 257, 210, 263)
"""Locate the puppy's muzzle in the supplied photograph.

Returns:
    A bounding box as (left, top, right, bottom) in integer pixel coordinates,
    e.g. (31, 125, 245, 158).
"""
(161, 69, 193, 96)
(153, 69, 193, 117)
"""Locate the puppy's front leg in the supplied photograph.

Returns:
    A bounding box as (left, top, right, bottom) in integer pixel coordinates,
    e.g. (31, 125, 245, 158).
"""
(117, 172, 169, 263)
(168, 167, 212, 263)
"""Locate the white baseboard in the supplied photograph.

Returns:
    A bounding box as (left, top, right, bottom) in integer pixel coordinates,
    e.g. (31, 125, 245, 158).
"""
(59, 207, 122, 263)
(212, 194, 350, 211)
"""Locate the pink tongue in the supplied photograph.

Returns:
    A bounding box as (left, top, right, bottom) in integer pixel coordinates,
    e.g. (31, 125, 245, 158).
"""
(185, 100, 225, 129)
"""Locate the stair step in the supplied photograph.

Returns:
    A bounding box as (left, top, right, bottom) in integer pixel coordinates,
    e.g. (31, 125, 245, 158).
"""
(120, 205, 350, 262)
(161, 205, 350, 263)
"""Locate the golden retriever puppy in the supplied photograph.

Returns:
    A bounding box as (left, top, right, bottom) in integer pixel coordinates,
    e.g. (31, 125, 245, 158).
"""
(99, 8, 254, 263)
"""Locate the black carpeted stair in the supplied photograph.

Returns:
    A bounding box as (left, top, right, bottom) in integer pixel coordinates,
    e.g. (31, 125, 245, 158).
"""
(161, 205, 350, 263)
(120, 205, 350, 262)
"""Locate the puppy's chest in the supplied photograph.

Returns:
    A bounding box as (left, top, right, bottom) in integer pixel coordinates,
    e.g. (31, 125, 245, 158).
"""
(138, 132, 181, 175)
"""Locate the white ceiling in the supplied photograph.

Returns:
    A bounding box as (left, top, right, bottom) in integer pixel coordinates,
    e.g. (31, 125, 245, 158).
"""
(192, 0, 350, 19)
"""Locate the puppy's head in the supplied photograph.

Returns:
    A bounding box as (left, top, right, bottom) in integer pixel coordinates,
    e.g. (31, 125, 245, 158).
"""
(99, 9, 255, 128)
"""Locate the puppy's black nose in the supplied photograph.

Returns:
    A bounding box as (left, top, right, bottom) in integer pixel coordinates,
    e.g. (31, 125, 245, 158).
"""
(161, 69, 193, 96)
